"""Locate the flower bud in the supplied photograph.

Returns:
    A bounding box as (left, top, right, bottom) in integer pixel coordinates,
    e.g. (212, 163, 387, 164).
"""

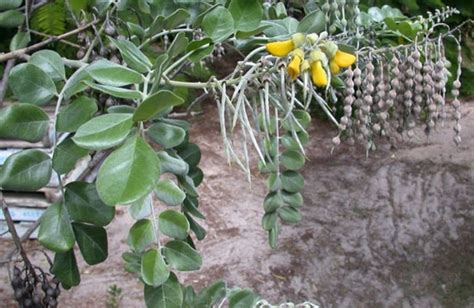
(306, 33, 319, 44)
(291, 33, 306, 48)
(320, 41, 338, 58)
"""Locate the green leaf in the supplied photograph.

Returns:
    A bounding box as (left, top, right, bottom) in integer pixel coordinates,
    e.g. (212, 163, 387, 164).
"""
(165, 8, 191, 29)
(62, 65, 93, 99)
(262, 212, 277, 231)
(84, 80, 143, 100)
(0, 9, 24, 27)
(109, 38, 152, 73)
(159, 210, 189, 240)
(155, 180, 186, 206)
(177, 143, 201, 168)
(194, 281, 226, 307)
(0, 0, 22, 11)
(0, 149, 52, 191)
(10, 31, 30, 51)
(64, 181, 115, 226)
(122, 251, 142, 273)
(228, 0, 262, 32)
(281, 171, 304, 193)
(157, 152, 189, 176)
(87, 59, 144, 87)
(163, 240, 201, 271)
(278, 206, 302, 224)
(8, 63, 57, 105)
(56, 96, 98, 133)
(73, 222, 108, 265)
(0, 103, 49, 142)
(202, 6, 234, 42)
(368, 7, 384, 22)
(97, 136, 160, 205)
(127, 22, 145, 39)
(186, 38, 213, 52)
(128, 219, 155, 253)
(228, 289, 259, 308)
(188, 167, 203, 187)
(144, 273, 183, 308)
(282, 110, 311, 132)
(53, 138, 89, 175)
(281, 150, 305, 170)
(107, 105, 136, 114)
(398, 21, 413, 39)
(51, 250, 80, 288)
(133, 90, 184, 122)
(147, 15, 165, 38)
(281, 191, 303, 208)
(167, 32, 188, 59)
(262, 17, 299, 39)
(148, 122, 186, 149)
(150, 53, 169, 93)
(177, 175, 198, 197)
(185, 213, 206, 240)
(263, 191, 284, 213)
(268, 223, 280, 248)
(38, 202, 75, 253)
(281, 132, 309, 151)
(72, 113, 133, 150)
(29, 50, 66, 81)
(182, 285, 196, 308)
(182, 196, 205, 219)
(384, 17, 397, 31)
(141, 248, 170, 287)
(297, 9, 325, 33)
(129, 194, 152, 220)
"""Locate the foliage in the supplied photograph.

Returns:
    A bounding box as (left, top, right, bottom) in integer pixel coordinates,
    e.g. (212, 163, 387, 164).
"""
(0, 0, 471, 307)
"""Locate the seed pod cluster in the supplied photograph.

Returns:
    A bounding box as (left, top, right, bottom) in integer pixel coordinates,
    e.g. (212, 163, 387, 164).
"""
(10, 263, 61, 308)
(337, 38, 461, 149)
(452, 42, 463, 145)
(339, 66, 356, 143)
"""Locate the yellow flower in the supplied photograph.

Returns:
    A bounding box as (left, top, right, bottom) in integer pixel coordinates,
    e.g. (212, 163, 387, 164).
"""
(311, 61, 328, 87)
(288, 48, 304, 80)
(265, 33, 305, 57)
(333, 50, 356, 68)
(329, 60, 340, 74)
(266, 39, 294, 57)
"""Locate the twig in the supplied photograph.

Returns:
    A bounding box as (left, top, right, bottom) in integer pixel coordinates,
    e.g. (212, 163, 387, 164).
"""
(0, 59, 16, 106)
(0, 19, 99, 63)
(29, 30, 82, 49)
(0, 191, 38, 281)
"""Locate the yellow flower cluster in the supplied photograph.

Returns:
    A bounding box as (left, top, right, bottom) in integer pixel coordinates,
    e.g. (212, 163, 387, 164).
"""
(265, 33, 356, 87)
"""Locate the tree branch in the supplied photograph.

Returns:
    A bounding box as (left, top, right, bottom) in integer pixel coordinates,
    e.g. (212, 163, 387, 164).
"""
(0, 59, 16, 106)
(0, 191, 38, 281)
(0, 19, 99, 63)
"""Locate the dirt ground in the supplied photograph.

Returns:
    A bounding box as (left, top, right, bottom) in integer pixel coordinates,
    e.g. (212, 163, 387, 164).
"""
(0, 101, 473, 307)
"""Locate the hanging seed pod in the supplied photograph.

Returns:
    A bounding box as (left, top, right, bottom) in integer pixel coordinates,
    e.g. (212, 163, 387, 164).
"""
(452, 41, 462, 146)
(422, 46, 437, 136)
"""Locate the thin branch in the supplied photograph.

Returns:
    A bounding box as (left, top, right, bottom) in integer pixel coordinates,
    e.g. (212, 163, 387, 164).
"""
(0, 19, 99, 63)
(0, 59, 16, 106)
(0, 191, 38, 281)
(29, 30, 82, 49)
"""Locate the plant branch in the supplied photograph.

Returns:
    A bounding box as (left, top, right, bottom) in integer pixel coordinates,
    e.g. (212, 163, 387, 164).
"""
(0, 19, 99, 63)
(0, 59, 16, 106)
(0, 191, 38, 281)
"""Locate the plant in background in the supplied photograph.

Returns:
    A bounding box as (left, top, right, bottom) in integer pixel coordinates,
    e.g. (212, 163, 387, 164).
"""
(0, 0, 471, 307)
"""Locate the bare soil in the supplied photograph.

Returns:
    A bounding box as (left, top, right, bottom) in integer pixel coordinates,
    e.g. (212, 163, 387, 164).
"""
(1, 101, 473, 308)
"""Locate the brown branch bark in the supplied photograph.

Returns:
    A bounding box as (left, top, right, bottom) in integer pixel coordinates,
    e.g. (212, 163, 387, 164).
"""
(0, 59, 16, 106)
(0, 19, 99, 63)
